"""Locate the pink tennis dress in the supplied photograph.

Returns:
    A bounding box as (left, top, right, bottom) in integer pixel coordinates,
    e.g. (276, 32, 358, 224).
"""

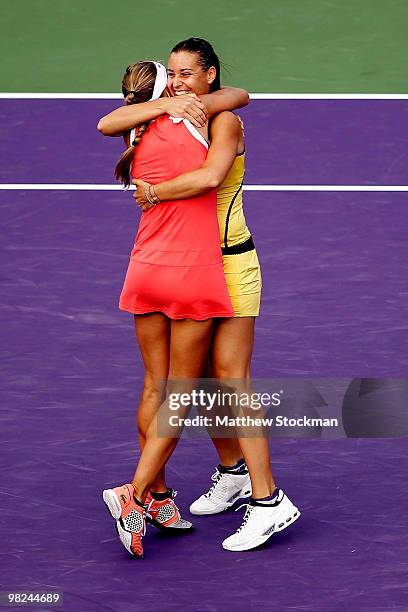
(119, 116, 234, 320)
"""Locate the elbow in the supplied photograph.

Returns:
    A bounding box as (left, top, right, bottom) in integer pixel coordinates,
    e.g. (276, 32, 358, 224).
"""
(207, 177, 222, 190)
(97, 118, 107, 134)
(97, 117, 114, 135)
(204, 170, 222, 190)
(239, 89, 250, 108)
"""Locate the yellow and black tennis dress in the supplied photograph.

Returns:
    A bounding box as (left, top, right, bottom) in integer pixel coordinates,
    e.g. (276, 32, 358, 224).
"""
(217, 152, 262, 316)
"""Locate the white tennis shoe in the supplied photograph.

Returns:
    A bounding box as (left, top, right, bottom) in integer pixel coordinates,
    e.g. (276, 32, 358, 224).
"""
(189, 468, 251, 515)
(222, 489, 300, 551)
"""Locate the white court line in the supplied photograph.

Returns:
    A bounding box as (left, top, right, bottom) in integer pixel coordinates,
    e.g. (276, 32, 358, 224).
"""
(243, 185, 408, 192)
(0, 184, 407, 192)
(0, 93, 408, 100)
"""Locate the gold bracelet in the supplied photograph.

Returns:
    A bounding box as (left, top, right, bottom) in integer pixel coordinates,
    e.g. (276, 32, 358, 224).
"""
(143, 186, 156, 206)
(148, 184, 161, 204)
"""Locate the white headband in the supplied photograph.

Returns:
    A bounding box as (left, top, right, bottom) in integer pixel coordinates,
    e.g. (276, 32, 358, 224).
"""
(129, 61, 168, 146)
(149, 61, 168, 101)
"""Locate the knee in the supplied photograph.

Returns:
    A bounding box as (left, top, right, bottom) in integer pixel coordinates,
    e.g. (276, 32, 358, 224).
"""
(141, 372, 162, 403)
(213, 362, 247, 380)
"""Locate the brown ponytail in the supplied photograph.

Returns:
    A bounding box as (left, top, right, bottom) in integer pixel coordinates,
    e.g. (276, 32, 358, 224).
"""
(114, 62, 159, 187)
(114, 123, 150, 187)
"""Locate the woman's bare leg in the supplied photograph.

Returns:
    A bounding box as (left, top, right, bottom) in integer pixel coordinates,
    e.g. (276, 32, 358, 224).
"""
(212, 317, 276, 498)
(131, 318, 214, 503)
(202, 357, 243, 467)
(134, 313, 170, 493)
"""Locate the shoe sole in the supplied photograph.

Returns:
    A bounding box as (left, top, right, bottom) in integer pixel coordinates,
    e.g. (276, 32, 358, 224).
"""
(103, 489, 143, 559)
(147, 516, 194, 532)
(102, 489, 122, 520)
(115, 521, 143, 559)
(189, 486, 252, 516)
(222, 507, 301, 552)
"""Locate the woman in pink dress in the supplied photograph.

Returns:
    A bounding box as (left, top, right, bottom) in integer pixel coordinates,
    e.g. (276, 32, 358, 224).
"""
(99, 59, 248, 557)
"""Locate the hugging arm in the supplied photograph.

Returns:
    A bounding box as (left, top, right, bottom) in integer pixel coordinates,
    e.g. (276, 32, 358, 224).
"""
(97, 96, 207, 136)
(96, 87, 249, 136)
(200, 87, 249, 116)
(134, 112, 241, 208)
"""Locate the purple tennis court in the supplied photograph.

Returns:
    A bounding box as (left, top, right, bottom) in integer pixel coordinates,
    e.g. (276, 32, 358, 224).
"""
(1, 99, 407, 611)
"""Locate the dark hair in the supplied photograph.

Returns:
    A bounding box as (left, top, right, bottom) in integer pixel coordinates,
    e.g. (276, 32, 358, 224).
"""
(170, 37, 221, 92)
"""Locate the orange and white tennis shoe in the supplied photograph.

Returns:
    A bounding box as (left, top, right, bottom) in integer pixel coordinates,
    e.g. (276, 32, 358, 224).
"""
(145, 489, 193, 531)
(102, 483, 145, 558)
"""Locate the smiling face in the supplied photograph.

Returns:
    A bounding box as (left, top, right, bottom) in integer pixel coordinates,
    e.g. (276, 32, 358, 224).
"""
(167, 51, 216, 96)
